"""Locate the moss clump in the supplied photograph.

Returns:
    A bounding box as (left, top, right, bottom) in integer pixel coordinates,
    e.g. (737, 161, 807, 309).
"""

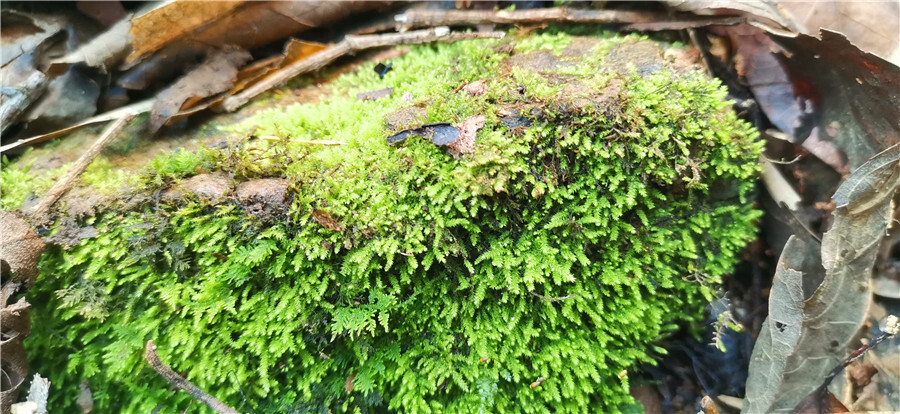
(25, 32, 762, 413)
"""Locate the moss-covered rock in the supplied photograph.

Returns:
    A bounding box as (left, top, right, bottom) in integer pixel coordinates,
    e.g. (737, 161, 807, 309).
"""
(18, 31, 762, 413)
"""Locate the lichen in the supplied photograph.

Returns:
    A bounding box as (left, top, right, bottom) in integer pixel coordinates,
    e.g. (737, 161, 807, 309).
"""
(24, 31, 762, 413)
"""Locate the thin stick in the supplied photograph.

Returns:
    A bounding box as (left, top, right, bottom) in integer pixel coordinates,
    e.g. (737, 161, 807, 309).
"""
(0, 99, 153, 154)
(395, 7, 745, 31)
(144, 340, 240, 414)
(27, 114, 136, 220)
(222, 29, 504, 112)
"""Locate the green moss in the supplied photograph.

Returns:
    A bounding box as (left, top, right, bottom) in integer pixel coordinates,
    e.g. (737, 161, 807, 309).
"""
(26, 32, 762, 413)
(513, 31, 573, 54)
(1, 151, 54, 210)
(0, 152, 141, 210)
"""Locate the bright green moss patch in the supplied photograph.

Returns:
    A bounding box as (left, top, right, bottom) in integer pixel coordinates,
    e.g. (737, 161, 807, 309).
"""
(0, 152, 136, 210)
(26, 32, 762, 413)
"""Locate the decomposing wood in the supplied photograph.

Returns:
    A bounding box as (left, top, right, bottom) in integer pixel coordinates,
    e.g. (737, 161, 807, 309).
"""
(144, 340, 240, 414)
(27, 114, 136, 221)
(394, 7, 746, 31)
(222, 28, 505, 112)
(0, 71, 47, 135)
(701, 395, 720, 414)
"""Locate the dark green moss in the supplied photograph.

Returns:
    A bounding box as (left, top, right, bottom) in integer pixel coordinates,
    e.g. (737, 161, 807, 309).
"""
(25, 33, 762, 413)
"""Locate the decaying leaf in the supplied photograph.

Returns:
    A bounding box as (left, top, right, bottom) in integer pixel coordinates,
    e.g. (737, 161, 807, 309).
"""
(831, 144, 900, 214)
(744, 145, 900, 413)
(127, 1, 246, 63)
(665, 0, 799, 32)
(149, 48, 252, 133)
(0, 211, 41, 410)
(770, 30, 900, 173)
(447, 114, 485, 157)
(357, 87, 393, 101)
(386, 122, 460, 146)
(779, 2, 900, 66)
(0, 298, 31, 412)
(311, 209, 345, 232)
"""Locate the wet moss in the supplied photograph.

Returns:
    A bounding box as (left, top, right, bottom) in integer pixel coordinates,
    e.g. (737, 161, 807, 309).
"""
(23, 32, 762, 413)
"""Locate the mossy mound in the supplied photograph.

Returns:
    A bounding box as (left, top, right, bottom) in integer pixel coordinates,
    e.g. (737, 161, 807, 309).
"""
(22, 31, 762, 413)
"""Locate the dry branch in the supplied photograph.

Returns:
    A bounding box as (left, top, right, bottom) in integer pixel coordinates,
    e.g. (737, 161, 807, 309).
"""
(27, 114, 136, 221)
(222, 28, 504, 112)
(394, 7, 745, 31)
(144, 340, 240, 414)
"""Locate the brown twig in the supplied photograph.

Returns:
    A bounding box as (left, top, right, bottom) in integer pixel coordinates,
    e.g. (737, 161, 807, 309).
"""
(222, 28, 504, 112)
(394, 7, 746, 31)
(144, 340, 240, 414)
(27, 114, 136, 221)
(794, 315, 900, 413)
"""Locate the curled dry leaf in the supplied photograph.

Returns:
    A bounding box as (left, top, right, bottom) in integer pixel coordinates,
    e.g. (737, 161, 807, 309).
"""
(744, 145, 900, 413)
(665, 0, 799, 31)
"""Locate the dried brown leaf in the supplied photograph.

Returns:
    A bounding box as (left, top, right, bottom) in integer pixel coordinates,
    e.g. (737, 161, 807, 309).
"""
(744, 145, 900, 413)
(231, 39, 327, 94)
(311, 209, 345, 232)
(665, 0, 799, 31)
(149, 48, 251, 133)
(780, 2, 899, 66)
(127, 1, 246, 63)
